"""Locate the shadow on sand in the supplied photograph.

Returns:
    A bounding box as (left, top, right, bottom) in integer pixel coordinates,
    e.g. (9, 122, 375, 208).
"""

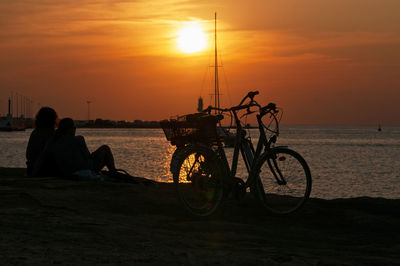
(0, 167, 399, 265)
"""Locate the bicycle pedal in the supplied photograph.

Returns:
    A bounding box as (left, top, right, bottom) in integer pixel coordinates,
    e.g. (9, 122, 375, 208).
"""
(230, 177, 246, 201)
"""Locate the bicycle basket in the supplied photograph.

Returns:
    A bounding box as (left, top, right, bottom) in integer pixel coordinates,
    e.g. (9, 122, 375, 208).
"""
(160, 113, 223, 146)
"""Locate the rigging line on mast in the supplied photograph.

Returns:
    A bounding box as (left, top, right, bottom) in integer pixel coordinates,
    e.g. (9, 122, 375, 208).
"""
(214, 12, 220, 114)
(207, 63, 213, 105)
(216, 33, 233, 108)
(200, 30, 214, 100)
(199, 61, 208, 99)
(203, 12, 230, 111)
(221, 60, 233, 107)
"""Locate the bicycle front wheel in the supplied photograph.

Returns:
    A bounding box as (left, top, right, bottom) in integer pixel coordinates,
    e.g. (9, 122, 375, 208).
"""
(252, 147, 312, 215)
(172, 144, 225, 217)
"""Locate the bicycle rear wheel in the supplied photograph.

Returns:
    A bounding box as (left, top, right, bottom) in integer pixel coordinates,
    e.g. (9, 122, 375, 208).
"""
(172, 144, 224, 216)
(252, 147, 312, 215)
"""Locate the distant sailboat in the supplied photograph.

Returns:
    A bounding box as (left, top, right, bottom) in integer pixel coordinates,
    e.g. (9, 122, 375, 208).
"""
(209, 12, 236, 146)
(378, 124, 382, 132)
(198, 12, 222, 113)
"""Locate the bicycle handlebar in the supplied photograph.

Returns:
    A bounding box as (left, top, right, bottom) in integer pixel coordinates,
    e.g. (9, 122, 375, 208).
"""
(261, 103, 276, 114)
(238, 90, 259, 106)
(202, 91, 280, 143)
(205, 102, 258, 113)
(204, 91, 276, 116)
(248, 90, 259, 98)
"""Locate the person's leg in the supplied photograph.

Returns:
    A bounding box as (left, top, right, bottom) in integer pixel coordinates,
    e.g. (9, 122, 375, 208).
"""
(91, 145, 116, 173)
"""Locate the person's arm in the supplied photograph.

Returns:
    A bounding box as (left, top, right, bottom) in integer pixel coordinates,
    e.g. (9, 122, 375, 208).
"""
(76, 136, 91, 157)
(76, 136, 93, 169)
(31, 151, 47, 177)
(32, 137, 55, 177)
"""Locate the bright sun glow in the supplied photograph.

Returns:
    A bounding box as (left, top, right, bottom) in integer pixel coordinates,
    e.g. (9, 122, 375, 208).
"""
(177, 24, 207, 53)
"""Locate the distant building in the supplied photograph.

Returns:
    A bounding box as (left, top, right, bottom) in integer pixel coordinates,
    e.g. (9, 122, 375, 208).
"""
(197, 97, 203, 112)
(0, 98, 26, 131)
(75, 120, 90, 126)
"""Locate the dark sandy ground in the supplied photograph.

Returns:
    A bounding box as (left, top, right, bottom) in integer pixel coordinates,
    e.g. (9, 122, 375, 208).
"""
(0, 167, 399, 265)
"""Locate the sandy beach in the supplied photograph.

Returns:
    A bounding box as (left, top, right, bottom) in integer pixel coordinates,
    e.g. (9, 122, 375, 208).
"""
(0, 167, 399, 265)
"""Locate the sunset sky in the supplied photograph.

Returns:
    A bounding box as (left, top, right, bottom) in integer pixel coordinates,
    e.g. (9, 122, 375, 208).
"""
(1, 0, 399, 125)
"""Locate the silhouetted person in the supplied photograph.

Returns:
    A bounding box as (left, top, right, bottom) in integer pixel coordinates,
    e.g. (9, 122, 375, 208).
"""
(43, 118, 116, 179)
(26, 107, 58, 176)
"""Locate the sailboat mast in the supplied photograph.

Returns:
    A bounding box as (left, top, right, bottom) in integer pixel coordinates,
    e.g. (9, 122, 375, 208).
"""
(214, 12, 220, 114)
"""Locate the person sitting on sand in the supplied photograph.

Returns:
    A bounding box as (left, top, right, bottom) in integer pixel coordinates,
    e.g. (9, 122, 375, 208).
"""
(31, 117, 155, 184)
(26, 107, 58, 176)
(43, 117, 116, 179)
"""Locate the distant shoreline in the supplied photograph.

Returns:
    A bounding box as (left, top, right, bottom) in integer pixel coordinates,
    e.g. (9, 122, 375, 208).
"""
(78, 124, 162, 129)
(2, 124, 399, 131)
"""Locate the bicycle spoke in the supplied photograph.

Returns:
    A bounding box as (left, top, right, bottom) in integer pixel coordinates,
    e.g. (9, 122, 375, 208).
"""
(174, 146, 224, 217)
(252, 147, 311, 214)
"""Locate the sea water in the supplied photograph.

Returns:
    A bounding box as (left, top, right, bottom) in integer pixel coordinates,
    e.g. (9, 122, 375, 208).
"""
(1, 126, 399, 199)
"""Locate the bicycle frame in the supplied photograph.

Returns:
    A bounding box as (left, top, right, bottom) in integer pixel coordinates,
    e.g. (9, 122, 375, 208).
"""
(214, 106, 280, 189)
(168, 91, 311, 216)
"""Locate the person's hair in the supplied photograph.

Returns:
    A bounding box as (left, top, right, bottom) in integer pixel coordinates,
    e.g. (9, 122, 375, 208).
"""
(55, 118, 75, 139)
(35, 107, 57, 129)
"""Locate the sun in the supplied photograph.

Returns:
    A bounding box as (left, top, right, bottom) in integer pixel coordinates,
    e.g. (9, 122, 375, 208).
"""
(177, 24, 207, 53)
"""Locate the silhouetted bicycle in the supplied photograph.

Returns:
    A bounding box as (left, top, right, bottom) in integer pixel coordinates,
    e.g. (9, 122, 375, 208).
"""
(161, 91, 312, 216)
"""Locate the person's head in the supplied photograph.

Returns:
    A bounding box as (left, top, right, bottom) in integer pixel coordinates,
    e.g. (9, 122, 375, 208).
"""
(35, 107, 58, 129)
(56, 118, 76, 137)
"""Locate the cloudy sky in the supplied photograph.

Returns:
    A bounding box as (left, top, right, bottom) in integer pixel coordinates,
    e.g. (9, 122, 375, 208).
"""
(1, 0, 399, 124)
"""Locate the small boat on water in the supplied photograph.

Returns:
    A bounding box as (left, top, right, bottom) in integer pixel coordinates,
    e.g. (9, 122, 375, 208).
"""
(378, 124, 382, 132)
